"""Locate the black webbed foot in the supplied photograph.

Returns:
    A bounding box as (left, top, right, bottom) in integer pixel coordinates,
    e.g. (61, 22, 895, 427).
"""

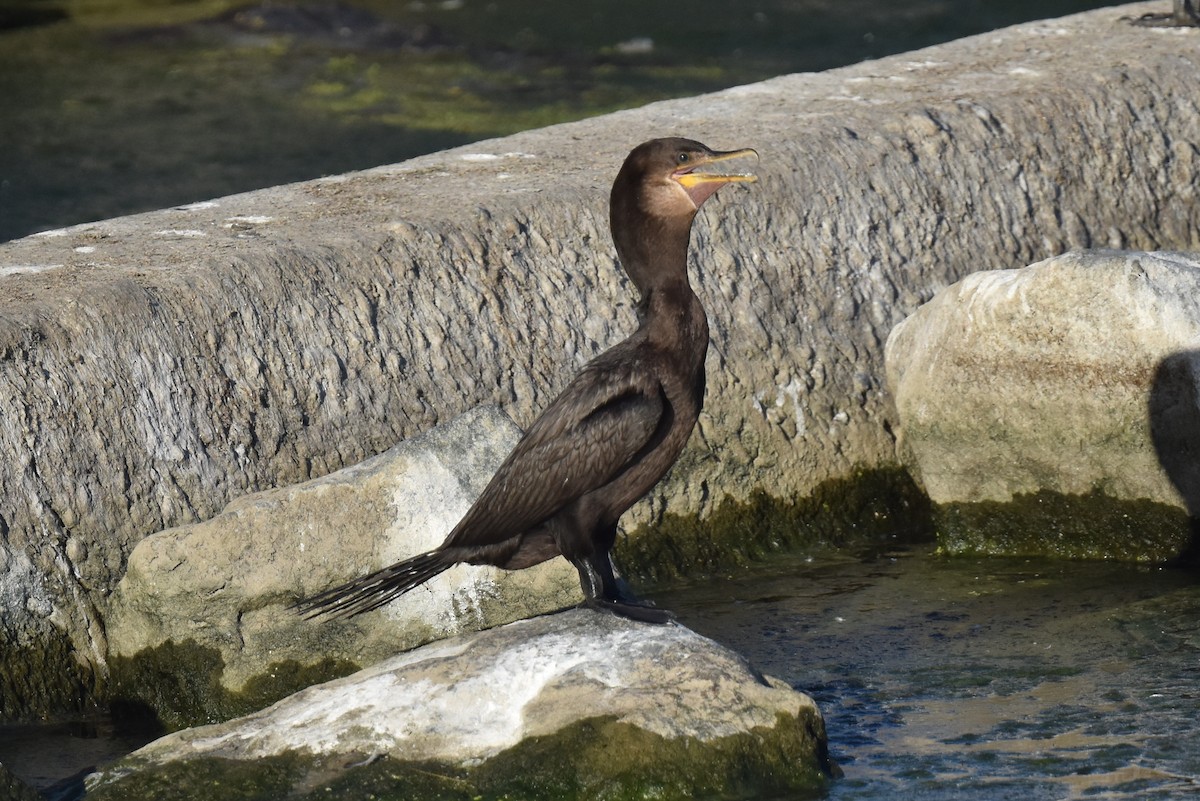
(582, 597, 677, 625)
(573, 553, 675, 624)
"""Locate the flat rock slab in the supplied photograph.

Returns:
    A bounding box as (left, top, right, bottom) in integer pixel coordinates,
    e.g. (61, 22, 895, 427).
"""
(886, 249, 1200, 559)
(87, 610, 832, 801)
(106, 405, 582, 727)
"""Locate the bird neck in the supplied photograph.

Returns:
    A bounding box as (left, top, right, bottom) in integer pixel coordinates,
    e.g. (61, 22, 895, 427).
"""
(614, 215, 696, 301)
(633, 270, 708, 367)
(612, 215, 707, 352)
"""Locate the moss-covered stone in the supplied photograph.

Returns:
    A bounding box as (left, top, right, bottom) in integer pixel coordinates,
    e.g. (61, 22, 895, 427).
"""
(88, 712, 830, 801)
(617, 466, 934, 584)
(107, 639, 359, 730)
(467, 711, 831, 801)
(88, 754, 305, 801)
(0, 627, 92, 721)
(934, 488, 1194, 561)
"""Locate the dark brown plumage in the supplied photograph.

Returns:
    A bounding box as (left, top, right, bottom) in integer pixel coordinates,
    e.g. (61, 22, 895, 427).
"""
(296, 137, 756, 623)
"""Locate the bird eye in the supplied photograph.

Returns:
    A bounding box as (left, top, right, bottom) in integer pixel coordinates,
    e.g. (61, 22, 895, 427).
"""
(677, 152, 690, 163)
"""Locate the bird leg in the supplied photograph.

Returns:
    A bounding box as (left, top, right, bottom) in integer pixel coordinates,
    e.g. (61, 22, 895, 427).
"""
(572, 553, 675, 624)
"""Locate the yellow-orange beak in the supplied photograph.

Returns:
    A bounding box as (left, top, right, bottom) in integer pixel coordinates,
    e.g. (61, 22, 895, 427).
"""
(673, 147, 758, 207)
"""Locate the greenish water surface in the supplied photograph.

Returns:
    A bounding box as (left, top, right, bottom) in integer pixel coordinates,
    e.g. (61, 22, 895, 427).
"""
(658, 547, 1200, 800)
(0, 0, 1123, 242)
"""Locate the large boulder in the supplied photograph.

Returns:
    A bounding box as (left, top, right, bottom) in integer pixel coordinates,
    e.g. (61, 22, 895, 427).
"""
(885, 250, 1200, 559)
(87, 609, 832, 801)
(105, 405, 582, 727)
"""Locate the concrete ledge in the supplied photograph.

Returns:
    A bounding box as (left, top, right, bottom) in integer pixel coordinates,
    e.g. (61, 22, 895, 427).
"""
(1, 2, 1198, 716)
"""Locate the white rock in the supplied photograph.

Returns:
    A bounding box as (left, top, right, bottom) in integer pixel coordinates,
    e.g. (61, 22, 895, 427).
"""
(106, 406, 582, 709)
(90, 610, 830, 799)
(885, 250, 1200, 558)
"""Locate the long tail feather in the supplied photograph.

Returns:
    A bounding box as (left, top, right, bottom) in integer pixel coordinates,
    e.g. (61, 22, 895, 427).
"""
(293, 551, 451, 619)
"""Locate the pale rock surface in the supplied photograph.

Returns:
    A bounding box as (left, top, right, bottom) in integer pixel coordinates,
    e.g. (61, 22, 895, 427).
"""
(886, 249, 1200, 514)
(106, 405, 582, 696)
(88, 609, 829, 799)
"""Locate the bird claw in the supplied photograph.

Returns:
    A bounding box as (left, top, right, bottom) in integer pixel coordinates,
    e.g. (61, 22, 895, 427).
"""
(582, 597, 677, 625)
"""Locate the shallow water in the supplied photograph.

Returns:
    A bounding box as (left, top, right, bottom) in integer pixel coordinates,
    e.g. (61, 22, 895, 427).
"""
(4, 546, 1200, 798)
(0, 715, 159, 800)
(657, 547, 1200, 800)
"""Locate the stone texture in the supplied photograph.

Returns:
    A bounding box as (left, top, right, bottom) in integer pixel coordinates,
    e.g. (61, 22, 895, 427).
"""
(2, 2, 1199, 715)
(886, 250, 1200, 558)
(105, 405, 582, 719)
(88, 610, 831, 801)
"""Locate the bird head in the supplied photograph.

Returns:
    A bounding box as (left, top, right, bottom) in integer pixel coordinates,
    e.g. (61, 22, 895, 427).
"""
(609, 138, 756, 290)
(612, 137, 757, 224)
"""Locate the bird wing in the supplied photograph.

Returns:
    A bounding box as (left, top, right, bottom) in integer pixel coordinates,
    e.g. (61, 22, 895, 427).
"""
(444, 355, 665, 548)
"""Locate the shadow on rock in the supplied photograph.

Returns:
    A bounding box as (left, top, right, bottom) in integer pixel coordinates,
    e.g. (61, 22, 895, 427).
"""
(1149, 350, 1200, 566)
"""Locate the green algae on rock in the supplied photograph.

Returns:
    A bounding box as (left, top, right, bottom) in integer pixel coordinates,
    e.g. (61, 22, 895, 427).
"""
(108, 639, 359, 731)
(89, 712, 830, 801)
(468, 711, 832, 801)
(934, 489, 1193, 562)
(88, 754, 303, 801)
(616, 466, 934, 584)
(0, 630, 93, 721)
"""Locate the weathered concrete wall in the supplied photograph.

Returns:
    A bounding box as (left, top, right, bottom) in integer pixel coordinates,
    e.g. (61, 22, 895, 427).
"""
(1, 2, 1197, 716)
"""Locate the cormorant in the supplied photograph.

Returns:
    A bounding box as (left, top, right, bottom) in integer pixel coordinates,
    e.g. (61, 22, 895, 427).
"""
(296, 138, 756, 623)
